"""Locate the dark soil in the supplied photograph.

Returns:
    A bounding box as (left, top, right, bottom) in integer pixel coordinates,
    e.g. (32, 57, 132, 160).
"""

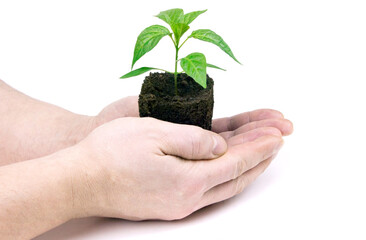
(139, 72, 214, 130)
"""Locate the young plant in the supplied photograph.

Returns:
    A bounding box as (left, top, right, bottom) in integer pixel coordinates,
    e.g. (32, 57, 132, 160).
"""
(121, 8, 241, 95)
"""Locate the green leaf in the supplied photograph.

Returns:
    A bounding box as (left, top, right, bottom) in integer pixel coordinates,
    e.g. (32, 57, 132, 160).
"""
(180, 52, 207, 88)
(120, 67, 160, 79)
(132, 25, 170, 69)
(171, 23, 190, 43)
(183, 9, 207, 25)
(155, 8, 184, 26)
(207, 63, 226, 71)
(190, 29, 241, 64)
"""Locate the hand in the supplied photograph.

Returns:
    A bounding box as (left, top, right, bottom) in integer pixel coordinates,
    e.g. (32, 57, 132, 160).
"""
(0, 86, 138, 164)
(95, 97, 294, 138)
(94, 96, 139, 126)
(71, 117, 286, 221)
(213, 109, 293, 145)
(96, 96, 293, 144)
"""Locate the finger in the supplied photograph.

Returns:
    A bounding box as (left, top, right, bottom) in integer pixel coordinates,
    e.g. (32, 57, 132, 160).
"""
(201, 135, 283, 190)
(227, 127, 282, 147)
(123, 96, 139, 117)
(212, 109, 284, 133)
(220, 119, 293, 140)
(158, 122, 228, 160)
(198, 155, 275, 210)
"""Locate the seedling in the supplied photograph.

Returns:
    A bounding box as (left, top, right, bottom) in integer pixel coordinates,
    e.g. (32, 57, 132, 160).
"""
(121, 8, 241, 95)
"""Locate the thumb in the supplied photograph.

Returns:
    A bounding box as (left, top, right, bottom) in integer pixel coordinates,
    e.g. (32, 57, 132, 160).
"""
(159, 123, 227, 160)
(97, 96, 139, 125)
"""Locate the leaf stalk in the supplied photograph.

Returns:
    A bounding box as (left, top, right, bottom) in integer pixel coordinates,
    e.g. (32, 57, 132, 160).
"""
(178, 37, 190, 50)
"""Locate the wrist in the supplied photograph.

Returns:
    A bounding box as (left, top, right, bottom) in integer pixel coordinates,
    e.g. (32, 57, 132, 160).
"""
(0, 104, 97, 164)
(61, 142, 109, 219)
(0, 80, 99, 164)
(0, 147, 98, 239)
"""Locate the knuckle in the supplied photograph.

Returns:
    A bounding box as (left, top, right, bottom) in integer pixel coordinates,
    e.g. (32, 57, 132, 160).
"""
(233, 158, 247, 179)
(189, 137, 197, 159)
(233, 176, 249, 196)
(189, 129, 206, 158)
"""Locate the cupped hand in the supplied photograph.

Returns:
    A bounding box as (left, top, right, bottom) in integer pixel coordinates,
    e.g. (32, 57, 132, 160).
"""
(95, 96, 293, 142)
(95, 97, 293, 140)
(94, 98, 293, 219)
(71, 116, 287, 221)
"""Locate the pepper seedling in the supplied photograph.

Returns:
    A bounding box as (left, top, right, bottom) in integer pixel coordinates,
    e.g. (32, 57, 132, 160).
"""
(121, 8, 241, 95)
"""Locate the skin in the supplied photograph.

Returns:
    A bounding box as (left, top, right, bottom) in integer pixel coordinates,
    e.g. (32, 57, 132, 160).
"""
(0, 79, 293, 239)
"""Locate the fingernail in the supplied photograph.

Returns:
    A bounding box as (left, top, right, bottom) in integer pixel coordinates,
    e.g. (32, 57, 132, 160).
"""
(212, 135, 227, 156)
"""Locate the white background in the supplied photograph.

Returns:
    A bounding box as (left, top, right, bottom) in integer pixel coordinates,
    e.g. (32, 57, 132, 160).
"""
(1, 0, 365, 239)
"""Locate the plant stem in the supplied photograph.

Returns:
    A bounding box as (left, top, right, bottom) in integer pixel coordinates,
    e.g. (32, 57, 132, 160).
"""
(174, 45, 178, 96)
(170, 34, 188, 96)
